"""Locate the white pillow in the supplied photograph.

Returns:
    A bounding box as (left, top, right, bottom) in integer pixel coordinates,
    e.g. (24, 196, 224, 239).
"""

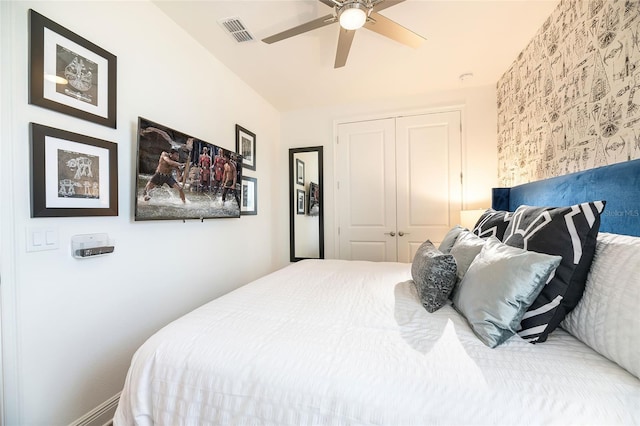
(562, 232, 640, 379)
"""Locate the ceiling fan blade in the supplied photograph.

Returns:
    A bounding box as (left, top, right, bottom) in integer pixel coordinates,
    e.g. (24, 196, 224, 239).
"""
(364, 12, 425, 48)
(318, 0, 338, 8)
(262, 14, 336, 44)
(334, 28, 356, 68)
(373, 0, 406, 13)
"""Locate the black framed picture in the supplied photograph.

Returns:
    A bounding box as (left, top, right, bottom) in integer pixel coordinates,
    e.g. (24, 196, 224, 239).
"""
(235, 124, 256, 171)
(241, 176, 257, 215)
(296, 189, 305, 215)
(30, 123, 118, 217)
(29, 9, 117, 128)
(296, 158, 305, 185)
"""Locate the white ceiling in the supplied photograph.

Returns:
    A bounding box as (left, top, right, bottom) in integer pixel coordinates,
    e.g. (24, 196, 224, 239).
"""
(153, 0, 560, 111)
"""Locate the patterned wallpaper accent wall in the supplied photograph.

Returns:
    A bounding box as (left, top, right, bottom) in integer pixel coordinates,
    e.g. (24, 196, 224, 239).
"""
(497, 0, 640, 186)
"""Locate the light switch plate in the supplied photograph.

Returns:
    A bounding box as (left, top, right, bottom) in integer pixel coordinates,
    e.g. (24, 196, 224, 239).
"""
(26, 227, 59, 252)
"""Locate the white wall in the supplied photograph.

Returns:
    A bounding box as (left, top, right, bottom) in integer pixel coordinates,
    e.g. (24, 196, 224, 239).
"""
(276, 85, 498, 261)
(0, 1, 281, 424)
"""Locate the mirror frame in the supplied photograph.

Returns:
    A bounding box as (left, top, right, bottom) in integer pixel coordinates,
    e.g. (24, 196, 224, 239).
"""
(289, 146, 324, 262)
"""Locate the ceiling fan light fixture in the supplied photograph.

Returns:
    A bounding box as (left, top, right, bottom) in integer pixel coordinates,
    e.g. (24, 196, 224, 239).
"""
(339, 3, 367, 30)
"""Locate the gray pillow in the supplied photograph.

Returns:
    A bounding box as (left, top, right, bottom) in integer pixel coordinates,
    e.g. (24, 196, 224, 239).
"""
(411, 241, 457, 313)
(453, 237, 562, 348)
(448, 230, 486, 297)
(438, 225, 466, 254)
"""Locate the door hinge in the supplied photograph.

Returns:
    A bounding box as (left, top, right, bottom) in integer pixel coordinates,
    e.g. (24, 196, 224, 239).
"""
(460, 172, 463, 184)
(337, 181, 340, 190)
(338, 227, 341, 235)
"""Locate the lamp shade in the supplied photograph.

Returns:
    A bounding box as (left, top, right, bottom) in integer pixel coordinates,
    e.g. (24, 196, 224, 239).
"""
(339, 5, 367, 30)
(460, 209, 486, 230)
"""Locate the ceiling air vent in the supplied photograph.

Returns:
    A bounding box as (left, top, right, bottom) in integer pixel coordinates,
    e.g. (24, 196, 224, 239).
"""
(218, 17, 254, 43)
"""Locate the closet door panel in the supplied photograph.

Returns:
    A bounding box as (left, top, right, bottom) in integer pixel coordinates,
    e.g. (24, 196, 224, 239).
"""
(396, 112, 462, 262)
(337, 118, 397, 261)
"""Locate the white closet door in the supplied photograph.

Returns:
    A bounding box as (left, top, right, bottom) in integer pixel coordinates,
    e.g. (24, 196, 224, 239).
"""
(396, 112, 462, 262)
(336, 111, 462, 263)
(337, 118, 397, 261)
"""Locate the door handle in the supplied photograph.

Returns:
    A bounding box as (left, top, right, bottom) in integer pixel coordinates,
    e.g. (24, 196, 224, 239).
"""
(398, 231, 410, 237)
(384, 231, 396, 237)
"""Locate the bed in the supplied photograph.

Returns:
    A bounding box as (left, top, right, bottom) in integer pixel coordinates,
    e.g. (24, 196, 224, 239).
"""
(115, 160, 640, 425)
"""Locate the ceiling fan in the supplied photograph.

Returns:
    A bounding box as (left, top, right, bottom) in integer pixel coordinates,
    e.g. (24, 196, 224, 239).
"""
(262, 0, 426, 68)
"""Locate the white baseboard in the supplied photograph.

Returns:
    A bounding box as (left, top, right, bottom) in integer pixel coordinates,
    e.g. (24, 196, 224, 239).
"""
(69, 393, 120, 426)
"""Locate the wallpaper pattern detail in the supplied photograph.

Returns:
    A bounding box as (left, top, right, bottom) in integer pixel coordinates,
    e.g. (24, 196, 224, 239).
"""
(497, 0, 640, 186)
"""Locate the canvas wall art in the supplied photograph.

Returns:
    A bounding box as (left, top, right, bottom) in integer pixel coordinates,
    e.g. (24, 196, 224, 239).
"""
(135, 117, 242, 221)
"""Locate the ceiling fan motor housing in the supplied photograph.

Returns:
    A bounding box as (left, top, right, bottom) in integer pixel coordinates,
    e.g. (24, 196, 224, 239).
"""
(337, 0, 372, 30)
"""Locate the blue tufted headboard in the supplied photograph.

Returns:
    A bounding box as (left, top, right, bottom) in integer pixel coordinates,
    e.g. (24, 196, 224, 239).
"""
(492, 159, 640, 237)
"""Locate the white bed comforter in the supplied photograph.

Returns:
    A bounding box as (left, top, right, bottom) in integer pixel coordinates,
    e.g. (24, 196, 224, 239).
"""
(115, 259, 640, 425)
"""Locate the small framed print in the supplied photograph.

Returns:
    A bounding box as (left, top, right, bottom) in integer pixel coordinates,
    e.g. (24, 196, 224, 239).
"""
(296, 158, 305, 185)
(308, 182, 320, 216)
(296, 189, 305, 215)
(235, 124, 256, 171)
(29, 9, 117, 128)
(30, 123, 118, 217)
(241, 176, 257, 216)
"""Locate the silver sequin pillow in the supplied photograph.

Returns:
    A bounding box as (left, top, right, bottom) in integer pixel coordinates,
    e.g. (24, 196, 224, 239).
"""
(411, 241, 457, 313)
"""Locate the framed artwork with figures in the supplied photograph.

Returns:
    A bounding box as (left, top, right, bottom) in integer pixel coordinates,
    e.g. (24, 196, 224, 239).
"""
(135, 117, 243, 221)
(30, 123, 118, 217)
(29, 9, 117, 128)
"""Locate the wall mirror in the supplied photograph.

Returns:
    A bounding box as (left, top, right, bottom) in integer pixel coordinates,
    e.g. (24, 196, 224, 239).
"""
(289, 147, 324, 262)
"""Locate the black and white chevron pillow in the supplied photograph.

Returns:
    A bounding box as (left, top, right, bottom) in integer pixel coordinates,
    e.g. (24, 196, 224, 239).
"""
(472, 209, 512, 241)
(502, 201, 606, 343)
